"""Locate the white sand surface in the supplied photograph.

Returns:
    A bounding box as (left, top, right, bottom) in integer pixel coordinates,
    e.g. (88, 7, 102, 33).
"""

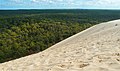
(0, 19, 120, 71)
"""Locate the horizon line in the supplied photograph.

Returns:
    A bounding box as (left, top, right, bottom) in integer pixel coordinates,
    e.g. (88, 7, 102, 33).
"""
(1, 8, 120, 10)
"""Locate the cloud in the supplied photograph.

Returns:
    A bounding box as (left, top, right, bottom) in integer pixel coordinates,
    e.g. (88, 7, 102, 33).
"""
(30, 0, 120, 8)
(31, 0, 54, 3)
(9, 0, 23, 3)
(79, 0, 120, 8)
(31, 0, 74, 4)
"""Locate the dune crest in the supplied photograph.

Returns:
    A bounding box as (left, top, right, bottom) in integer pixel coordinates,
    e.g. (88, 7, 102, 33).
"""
(0, 20, 120, 71)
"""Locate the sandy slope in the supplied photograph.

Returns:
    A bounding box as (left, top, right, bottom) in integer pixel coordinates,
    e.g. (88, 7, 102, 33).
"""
(0, 20, 120, 71)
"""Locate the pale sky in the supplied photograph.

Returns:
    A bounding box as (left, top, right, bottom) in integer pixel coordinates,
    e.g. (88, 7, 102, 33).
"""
(0, 0, 120, 9)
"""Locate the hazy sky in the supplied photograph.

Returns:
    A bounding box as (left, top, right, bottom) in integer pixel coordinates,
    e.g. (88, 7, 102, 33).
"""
(0, 0, 120, 9)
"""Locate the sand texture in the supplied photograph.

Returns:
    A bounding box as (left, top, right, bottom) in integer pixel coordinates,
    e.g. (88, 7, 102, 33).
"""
(0, 20, 120, 71)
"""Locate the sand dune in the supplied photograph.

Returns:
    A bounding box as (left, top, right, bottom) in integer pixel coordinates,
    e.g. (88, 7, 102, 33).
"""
(0, 19, 120, 71)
